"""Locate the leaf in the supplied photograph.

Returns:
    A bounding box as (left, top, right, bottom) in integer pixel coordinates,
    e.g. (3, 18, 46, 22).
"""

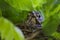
(52, 32, 60, 40)
(13, 27, 25, 40)
(5, 0, 46, 11)
(43, 14, 59, 35)
(31, 0, 46, 8)
(41, 0, 59, 18)
(0, 17, 25, 40)
(41, 0, 60, 36)
(0, 9, 2, 17)
(50, 5, 60, 16)
(0, 0, 28, 23)
(5, 0, 33, 11)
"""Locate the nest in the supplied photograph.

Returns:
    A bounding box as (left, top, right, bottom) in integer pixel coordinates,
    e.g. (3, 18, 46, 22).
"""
(16, 11, 56, 40)
(16, 22, 48, 40)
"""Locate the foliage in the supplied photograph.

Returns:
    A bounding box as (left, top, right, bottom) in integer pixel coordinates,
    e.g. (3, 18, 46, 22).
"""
(0, 17, 25, 40)
(42, 0, 60, 39)
(0, 0, 60, 40)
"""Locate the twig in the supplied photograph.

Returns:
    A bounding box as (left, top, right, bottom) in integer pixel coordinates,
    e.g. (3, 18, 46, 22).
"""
(26, 30, 40, 40)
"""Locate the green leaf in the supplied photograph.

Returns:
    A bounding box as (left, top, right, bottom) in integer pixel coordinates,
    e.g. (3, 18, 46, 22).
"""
(52, 32, 60, 40)
(0, 17, 25, 40)
(31, 0, 46, 8)
(0, 9, 2, 17)
(0, 0, 28, 23)
(5, 0, 33, 11)
(43, 14, 59, 35)
(5, 0, 46, 11)
(50, 5, 60, 16)
(41, 0, 60, 36)
(41, 0, 59, 18)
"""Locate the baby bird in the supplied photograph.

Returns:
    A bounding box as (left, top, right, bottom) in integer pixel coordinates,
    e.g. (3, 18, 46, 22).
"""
(26, 11, 44, 30)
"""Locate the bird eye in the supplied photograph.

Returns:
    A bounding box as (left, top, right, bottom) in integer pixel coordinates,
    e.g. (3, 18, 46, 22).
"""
(38, 15, 40, 18)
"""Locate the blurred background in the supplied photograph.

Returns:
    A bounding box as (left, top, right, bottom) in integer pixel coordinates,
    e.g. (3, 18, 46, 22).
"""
(0, 0, 60, 40)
